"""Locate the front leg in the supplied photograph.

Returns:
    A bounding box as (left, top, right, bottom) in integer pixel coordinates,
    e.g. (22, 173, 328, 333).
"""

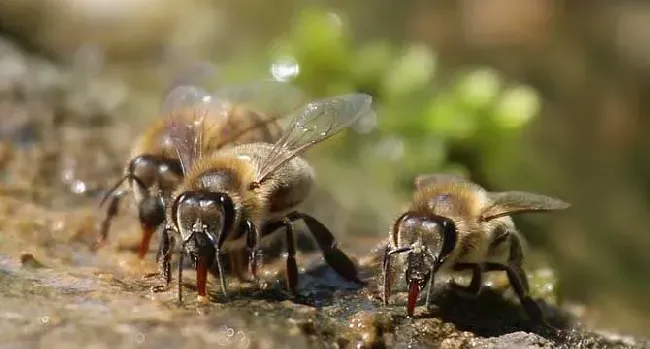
(94, 189, 126, 251)
(151, 226, 174, 292)
(381, 244, 392, 306)
(288, 212, 363, 285)
(450, 263, 484, 299)
(243, 219, 261, 280)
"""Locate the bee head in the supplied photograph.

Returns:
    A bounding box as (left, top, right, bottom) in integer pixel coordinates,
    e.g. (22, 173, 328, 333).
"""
(128, 155, 183, 202)
(170, 190, 235, 261)
(391, 212, 457, 316)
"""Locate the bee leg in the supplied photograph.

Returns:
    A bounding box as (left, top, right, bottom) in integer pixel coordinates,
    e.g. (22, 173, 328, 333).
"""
(264, 219, 299, 293)
(177, 248, 184, 303)
(243, 219, 261, 281)
(283, 218, 298, 294)
(210, 229, 230, 300)
(213, 249, 229, 299)
(152, 226, 174, 293)
(450, 263, 483, 299)
(483, 232, 549, 326)
(94, 190, 126, 251)
(424, 266, 437, 309)
(381, 245, 392, 305)
(259, 220, 297, 292)
(228, 250, 248, 282)
(484, 262, 546, 323)
(288, 212, 364, 285)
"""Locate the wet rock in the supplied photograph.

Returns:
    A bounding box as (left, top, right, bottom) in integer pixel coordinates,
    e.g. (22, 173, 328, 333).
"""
(0, 32, 648, 349)
(19, 252, 46, 269)
(0, 140, 13, 169)
(346, 310, 390, 348)
(472, 332, 554, 349)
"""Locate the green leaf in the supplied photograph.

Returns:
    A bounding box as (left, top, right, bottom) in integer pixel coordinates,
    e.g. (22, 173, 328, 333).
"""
(291, 7, 350, 73)
(493, 84, 541, 129)
(382, 43, 437, 98)
(352, 40, 395, 87)
(425, 94, 477, 140)
(455, 68, 502, 111)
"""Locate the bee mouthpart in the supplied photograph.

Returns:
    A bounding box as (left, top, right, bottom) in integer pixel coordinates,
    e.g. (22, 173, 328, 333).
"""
(406, 278, 423, 317)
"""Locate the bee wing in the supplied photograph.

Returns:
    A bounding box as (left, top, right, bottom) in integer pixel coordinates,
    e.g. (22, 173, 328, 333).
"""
(212, 80, 305, 116)
(161, 85, 224, 175)
(253, 93, 375, 184)
(481, 191, 571, 221)
(414, 173, 469, 189)
(209, 80, 306, 145)
(163, 61, 218, 97)
(161, 81, 306, 175)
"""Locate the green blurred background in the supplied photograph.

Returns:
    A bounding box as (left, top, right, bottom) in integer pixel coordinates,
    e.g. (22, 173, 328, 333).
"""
(1, 0, 649, 337)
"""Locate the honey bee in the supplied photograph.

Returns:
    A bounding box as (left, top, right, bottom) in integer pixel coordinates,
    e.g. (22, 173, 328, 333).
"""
(95, 81, 304, 261)
(155, 88, 375, 302)
(381, 173, 569, 323)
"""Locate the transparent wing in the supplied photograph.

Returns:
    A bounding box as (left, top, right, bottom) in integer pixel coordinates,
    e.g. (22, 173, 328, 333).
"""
(161, 85, 222, 175)
(208, 80, 306, 146)
(212, 79, 304, 115)
(414, 173, 469, 189)
(162, 61, 218, 97)
(253, 93, 375, 184)
(161, 81, 306, 175)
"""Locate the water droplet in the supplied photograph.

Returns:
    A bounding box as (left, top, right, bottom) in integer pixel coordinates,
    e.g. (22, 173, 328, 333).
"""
(71, 180, 87, 194)
(270, 57, 300, 82)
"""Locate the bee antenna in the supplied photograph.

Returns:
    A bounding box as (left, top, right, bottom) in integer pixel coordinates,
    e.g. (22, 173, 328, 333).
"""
(99, 174, 145, 208)
(387, 246, 412, 256)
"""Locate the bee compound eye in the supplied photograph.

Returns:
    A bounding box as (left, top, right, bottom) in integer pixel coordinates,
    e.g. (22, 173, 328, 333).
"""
(171, 192, 190, 222)
(438, 217, 457, 258)
(129, 155, 158, 188)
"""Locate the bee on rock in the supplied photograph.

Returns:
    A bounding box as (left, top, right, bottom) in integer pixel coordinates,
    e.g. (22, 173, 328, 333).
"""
(156, 87, 375, 302)
(96, 81, 304, 261)
(381, 173, 569, 323)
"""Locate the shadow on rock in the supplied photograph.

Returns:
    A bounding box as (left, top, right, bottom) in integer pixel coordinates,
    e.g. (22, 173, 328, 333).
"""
(425, 284, 574, 338)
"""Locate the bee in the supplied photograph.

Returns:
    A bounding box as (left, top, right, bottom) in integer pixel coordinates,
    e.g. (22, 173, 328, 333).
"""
(95, 81, 304, 261)
(381, 173, 570, 323)
(155, 88, 375, 302)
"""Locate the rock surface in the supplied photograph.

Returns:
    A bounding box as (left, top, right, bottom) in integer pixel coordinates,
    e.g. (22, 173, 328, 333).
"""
(0, 35, 649, 349)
